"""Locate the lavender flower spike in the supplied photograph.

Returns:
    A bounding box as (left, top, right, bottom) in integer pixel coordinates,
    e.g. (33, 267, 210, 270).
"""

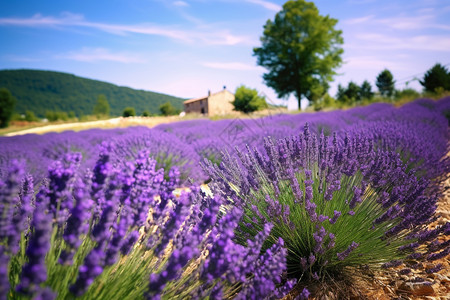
(337, 241, 359, 261)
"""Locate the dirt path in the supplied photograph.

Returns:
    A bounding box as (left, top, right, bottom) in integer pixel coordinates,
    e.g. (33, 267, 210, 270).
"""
(5, 115, 186, 137)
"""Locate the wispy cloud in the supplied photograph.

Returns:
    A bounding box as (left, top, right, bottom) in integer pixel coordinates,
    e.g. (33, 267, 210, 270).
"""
(245, 0, 281, 12)
(0, 13, 250, 46)
(343, 15, 375, 25)
(343, 13, 450, 31)
(202, 61, 263, 71)
(173, 1, 189, 7)
(349, 33, 450, 52)
(57, 48, 146, 63)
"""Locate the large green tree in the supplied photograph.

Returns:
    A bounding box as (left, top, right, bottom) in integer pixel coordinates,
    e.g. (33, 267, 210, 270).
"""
(376, 69, 395, 98)
(253, 0, 344, 108)
(232, 85, 267, 113)
(420, 63, 450, 93)
(93, 94, 110, 117)
(0, 87, 16, 128)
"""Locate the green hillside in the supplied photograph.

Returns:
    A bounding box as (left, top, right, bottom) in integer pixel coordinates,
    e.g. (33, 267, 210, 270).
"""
(0, 69, 185, 117)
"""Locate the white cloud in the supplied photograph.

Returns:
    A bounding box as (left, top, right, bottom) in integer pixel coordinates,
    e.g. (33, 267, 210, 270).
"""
(57, 48, 146, 63)
(349, 33, 450, 52)
(343, 15, 375, 25)
(245, 0, 281, 12)
(0, 13, 251, 46)
(173, 1, 189, 7)
(202, 61, 263, 71)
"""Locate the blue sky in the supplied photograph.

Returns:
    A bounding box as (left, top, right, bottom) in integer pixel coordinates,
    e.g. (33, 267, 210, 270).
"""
(1, 0, 449, 109)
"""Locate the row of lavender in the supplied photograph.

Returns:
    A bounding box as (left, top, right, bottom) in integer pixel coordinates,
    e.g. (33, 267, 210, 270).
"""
(1, 98, 449, 185)
(0, 97, 449, 299)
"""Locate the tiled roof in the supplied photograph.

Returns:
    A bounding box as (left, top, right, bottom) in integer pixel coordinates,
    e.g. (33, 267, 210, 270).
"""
(183, 96, 208, 104)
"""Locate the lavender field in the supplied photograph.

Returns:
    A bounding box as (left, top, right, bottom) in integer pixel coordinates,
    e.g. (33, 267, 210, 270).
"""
(1, 97, 449, 299)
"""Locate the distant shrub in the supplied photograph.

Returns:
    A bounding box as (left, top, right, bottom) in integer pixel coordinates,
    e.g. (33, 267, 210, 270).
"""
(232, 85, 267, 113)
(122, 107, 136, 118)
(46, 110, 68, 122)
(142, 110, 150, 117)
(159, 102, 178, 116)
(395, 88, 420, 101)
(25, 110, 39, 122)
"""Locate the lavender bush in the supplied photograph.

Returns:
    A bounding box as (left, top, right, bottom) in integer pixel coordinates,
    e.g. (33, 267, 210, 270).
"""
(0, 143, 290, 299)
(204, 122, 449, 296)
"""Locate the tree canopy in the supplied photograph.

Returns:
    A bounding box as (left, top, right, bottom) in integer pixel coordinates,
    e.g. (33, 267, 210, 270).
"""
(122, 107, 136, 118)
(0, 87, 16, 128)
(93, 94, 110, 117)
(420, 63, 450, 93)
(232, 85, 267, 113)
(159, 102, 178, 116)
(376, 69, 395, 98)
(253, 0, 344, 108)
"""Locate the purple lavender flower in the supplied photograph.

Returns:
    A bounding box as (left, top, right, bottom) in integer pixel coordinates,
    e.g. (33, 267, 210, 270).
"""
(425, 263, 442, 274)
(16, 194, 53, 297)
(0, 160, 24, 253)
(47, 153, 81, 224)
(337, 242, 359, 261)
(329, 210, 341, 224)
(298, 287, 310, 300)
(70, 246, 105, 297)
(60, 178, 93, 265)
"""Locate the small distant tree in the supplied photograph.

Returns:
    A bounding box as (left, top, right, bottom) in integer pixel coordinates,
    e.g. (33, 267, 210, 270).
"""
(159, 102, 177, 116)
(0, 87, 17, 128)
(46, 111, 68, 122)
(360, 80, 374, 100)
(336, 82, 360, 104)
(376, 69, 395, 97)
(232, 85, 267, 113)
(123, 107, 136, 118)
(420, 63, 450, 93)
(93, 94, 110, 117)
(142, 110, 150, 117)
(25, 110, 38, 122)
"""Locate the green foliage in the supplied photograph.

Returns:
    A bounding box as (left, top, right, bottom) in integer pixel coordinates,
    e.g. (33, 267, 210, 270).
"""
(46, 110, 69, 122)
(0, 87, 16, 128)
(232, 85, 268, 113)
(122, 107, 136, 118)
(313, 93, 335, 111)
(376, 69, 395, 98)
(253, 0, 344, 108)
(93, 94, 110, 117)
(159, 102, 178, 116)
(25, 110, 39, 122)
(336, 81, 362, 104)
(0, 69, 184, 117)
(394, 88, 420, 101)
(359, 80, 374, 100)
(142, 110, 150, 117)
(419, 63, 450, 93)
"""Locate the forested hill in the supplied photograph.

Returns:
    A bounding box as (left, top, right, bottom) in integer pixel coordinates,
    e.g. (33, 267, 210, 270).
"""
(0, 69, 185, 117)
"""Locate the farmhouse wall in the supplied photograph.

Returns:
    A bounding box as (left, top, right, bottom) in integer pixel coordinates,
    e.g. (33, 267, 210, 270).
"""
(207, 90, 235, 116)
(183, 88, 235, 116)
(184, 98, 208, 114)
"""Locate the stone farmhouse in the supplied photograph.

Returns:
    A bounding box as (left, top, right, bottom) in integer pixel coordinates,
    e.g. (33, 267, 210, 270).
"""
(183, 87, 235, 116)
